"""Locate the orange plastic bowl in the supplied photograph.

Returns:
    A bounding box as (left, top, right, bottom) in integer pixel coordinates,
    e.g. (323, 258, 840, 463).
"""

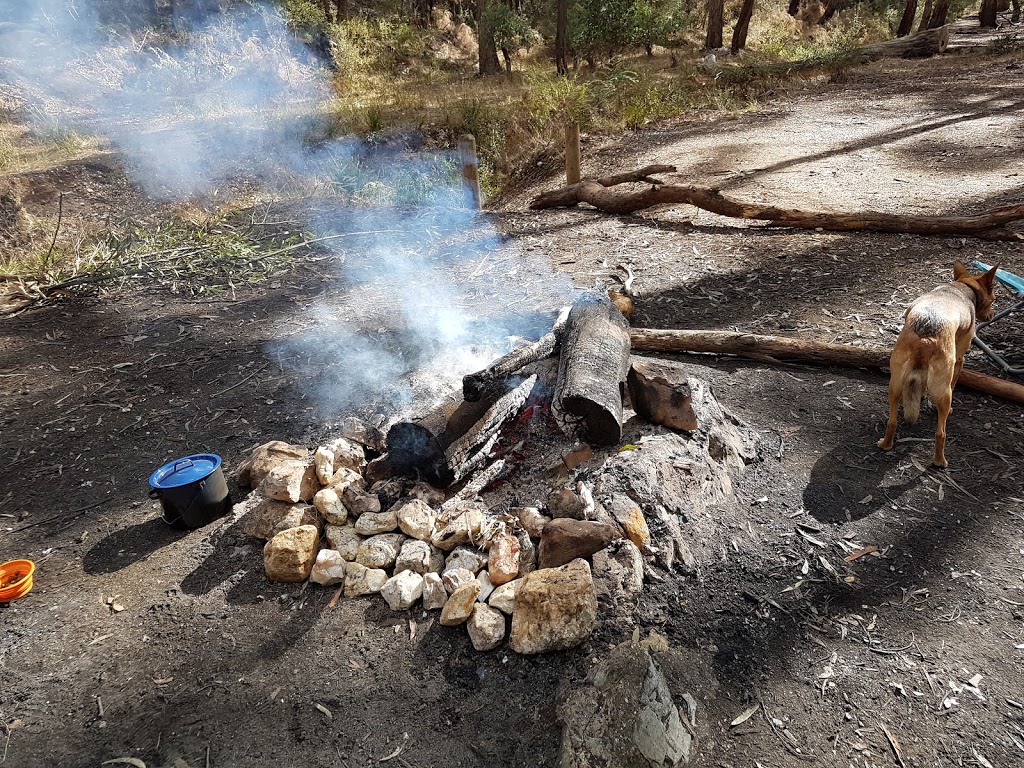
(0, 560, 36, 603)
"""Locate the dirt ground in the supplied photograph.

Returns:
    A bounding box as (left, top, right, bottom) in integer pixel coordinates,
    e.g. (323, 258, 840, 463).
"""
(3, 47, 1024, 768)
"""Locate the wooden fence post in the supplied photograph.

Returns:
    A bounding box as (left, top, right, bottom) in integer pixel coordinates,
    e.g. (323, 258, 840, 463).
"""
(458, 134, 482, 210)
(565, 122, 581, 185)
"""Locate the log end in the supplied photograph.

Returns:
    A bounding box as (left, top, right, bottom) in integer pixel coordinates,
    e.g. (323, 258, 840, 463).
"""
(562, 394, 623, 446)
(385, 422, 454, 487)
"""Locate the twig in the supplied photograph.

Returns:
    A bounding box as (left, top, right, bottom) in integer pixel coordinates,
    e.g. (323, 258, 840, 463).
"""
(6, 497, 114, 535)
(44, 192, 65, 267)
(880, 722, 907, 768)
(212, 364, 268, 398)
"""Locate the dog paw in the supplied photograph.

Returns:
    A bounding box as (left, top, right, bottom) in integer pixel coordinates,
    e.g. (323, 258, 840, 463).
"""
(877, 439, 893, 451)
(932, 457, 948, 469)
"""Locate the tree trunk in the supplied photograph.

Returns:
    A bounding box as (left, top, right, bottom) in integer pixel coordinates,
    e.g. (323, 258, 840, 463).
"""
(858, 25, 949, 58)
(1013, 0, 1021, 23)
(706, 0, 724, 49)
(477, 0, 502, 75)
(555, 0, 569, 75)
(731, 0, 756, 54)
(334, 0, 347, 20)
(896, 0, 918, 36)
(819, 0, 849, 24)
(788, 0, 802, 15)
(918, 0, 933, 30)
(502, 48, 513, 75)
(980, 0, 999, 26)
(928, 0, 951, 27)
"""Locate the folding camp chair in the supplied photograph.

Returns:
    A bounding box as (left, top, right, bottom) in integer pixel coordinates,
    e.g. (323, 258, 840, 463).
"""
(971, 260, 1024, 377)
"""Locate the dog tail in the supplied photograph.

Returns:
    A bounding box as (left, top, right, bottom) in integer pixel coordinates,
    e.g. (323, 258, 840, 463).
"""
(902, 372, 924, 425)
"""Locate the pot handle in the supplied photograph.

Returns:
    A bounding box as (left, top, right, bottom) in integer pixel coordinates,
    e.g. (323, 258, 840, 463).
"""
(148, 488, 161, 499)
(173, 458, 195, 472)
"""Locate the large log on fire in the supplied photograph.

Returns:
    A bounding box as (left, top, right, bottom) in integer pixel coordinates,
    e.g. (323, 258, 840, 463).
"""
(530, 165, 1024, 241)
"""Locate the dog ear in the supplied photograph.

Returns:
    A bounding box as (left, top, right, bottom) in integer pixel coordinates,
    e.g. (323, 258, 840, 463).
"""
(953, 261, 968, 279)
(981, 263, 1000, 288)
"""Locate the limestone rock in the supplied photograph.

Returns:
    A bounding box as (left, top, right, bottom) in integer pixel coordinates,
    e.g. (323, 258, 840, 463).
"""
(547, 487, 588, 520)
(263, 525, 319, 583)
(353, 507, 399, 535)
(371, 480, 405, 511)
(488, 534, 520, 585)
(627, 358, 699, 431)
(309, 549, 348, 586)
(325, 436, 366, 471)
(445, 545, 488, 574)
(593, 540, 645, 604)
(313, 487, 348, 526)
(355, 533, 406, 570)
(324, 525, 362, 560)
(442, 567, 475, 594)
(422, 573, 447, 610)
(262, 459, 319, 503)
(343, 484, 381, 517)
(239, 495, 315, 540)
(440, 581, 481, 626)
(509, 559, 597, 654)
(513, 506, 550, 539)
(249, 441, 309, 486)
(557, 641, 692, 768)
(363, 455, 393, 486)
(540, 519, 617, 569)
(327, 467, 362, 493)
(488, 578, 520, 614)
(517, 530, 537, 576)
(394, 539, 445, 575)
(605, 493, 652, 552)
(467, 604, 506, 651)
(344, 561, 388, 597)
(476, 570, 495, 602)
(381, 571, 424, 611)
(395, 498, 437, 541)
(314, 446, 336, 485)
(270, 506, 319, 538)
(431, 501, 486, 551)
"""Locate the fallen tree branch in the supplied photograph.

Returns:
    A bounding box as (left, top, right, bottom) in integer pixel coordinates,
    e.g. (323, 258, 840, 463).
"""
(530, 165, 1024, 240)
(629, 328, 1024, 405)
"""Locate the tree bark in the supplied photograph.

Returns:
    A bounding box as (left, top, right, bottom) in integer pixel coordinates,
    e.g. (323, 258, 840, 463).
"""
(896, 0, 918, 36)
(529, 161, 1022, 240)
(477, 0, 502, 75)
(555, 0, 569, 75)
(819, 0, 849, 24)
(980, 0, 999, 26)
(731, 0, 756, 54)
(1013, 0, 1021, 23)
(918, 0, 934, 31)
(927, 0, 951, 27)
(858, 25, 949, 58)
(628, 329, 1024, 405)
(706, 0, 725, 49)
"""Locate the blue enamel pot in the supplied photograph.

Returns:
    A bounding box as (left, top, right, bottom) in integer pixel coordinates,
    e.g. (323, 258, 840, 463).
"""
(148, 454, 231, 529)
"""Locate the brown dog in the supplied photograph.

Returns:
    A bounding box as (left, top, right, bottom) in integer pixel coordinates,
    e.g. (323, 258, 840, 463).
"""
(877, 261, 999, 467)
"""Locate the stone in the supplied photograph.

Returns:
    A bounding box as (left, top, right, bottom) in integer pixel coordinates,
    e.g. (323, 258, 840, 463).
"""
(408, 482, 445, 507)
(394, 539, 445, 575)
(343, 484, 381, 517)
(627, 358, 699, 431)
(445, 545, 488, 574)
(440, 581, 481, 626)
(605, 493, 652, 552)
(422, 573, 447, 610)
(249, 441, 309, 486)
(592, 540, 645, 604)
(327, 467, 362, 492)
(442, 567, 475, 594)
(561, 443, 594, 471)
(431, 501, 486, 551)
(395, 498, 437, 541)
(263, 525, 319, 583)
(324, 525, 362, 560)
(488, 578, 520, 614)
(353, 507, 399, 535)
(325, 436, 366, 471)
(557, 641, 692, 768)
(314, 446, 336, 486)
(547, 487, 587, 520)
(509, 559, 598, 654)
(467, 604, 506, 651)
(309, 549, 348, 586)
(476, 570, 495, 602)
(371, 480, 405, 510)
(269, 506, 319, 538)
(313, 487, 348, 526)
(539, 519, 617, 569)
(381, 571, 424, 611)
(516, 530, 537, 576)
(513, 506, 550, 539)
(355, 533, 406, 570)
(239, 494, 316, 540)
(344, 561, 388, 597)
(261, 459, 319, 503)
(487, 534, 520, 585)
(363, 455, 393, 486)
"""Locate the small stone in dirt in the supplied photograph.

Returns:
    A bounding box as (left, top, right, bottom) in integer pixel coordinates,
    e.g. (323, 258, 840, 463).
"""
(562, 443, 595, 471)
(248, 441, 309, 487)
(262, 459, 320, 503)
(344, 561, 388, 597)
(445, 545, 488, 574)
(467, 603, 506, 651)
(422, 572, 447, 610)
(509, 559, 598, 654)
(488, 534, 520, 585)
(264, 525, 320, 583)
(314, 446, 335, 486)
(539, 519, 618, 569)
(343, 484, 381, 517)
(381, 570, 424, 611)
(488, 578, 520, 615)
(605, 493, 652, 552)
(440, 581, 481, 626)
(355, 533, 406, 570)
(442, 567, 476, 594)
(394, 539, 445, 575)
(627, 359, 699, 431)
(353, 506, 399, 535)
(431, 502, 486, 551)
(547, 487, 588, 520)
(309, 549, 347, 586)
(512, 506, 550, 539)
(395, 498, 437, 541)
(324, 525, 362, 560)
(476, 570, 496, 602)
(313, 488, 348, 526)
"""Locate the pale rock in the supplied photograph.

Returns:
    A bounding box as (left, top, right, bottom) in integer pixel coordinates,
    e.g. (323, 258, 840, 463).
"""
(475, 570, 495, 602)
(442, 567, 475, 594)
(270, 506, 319, 538)
(355, 533, 406, 570)
(487, 534, 520, 585)
(422, 573, 447, 610)
(263, 525, 319, 583)
(261, 459, 319, 503)
(324, 525, 362, 560)
(249, 441, 309, 486)
(445, 545, 488, 574)
(593, 540, 645, 604)
(353, 507, 399, 535)
(547, 487, 587, 520)
(327, 467, 362, 492)
(395, 498, 437, 541)
(313, 487, 348, 526)
(325, 436, 366, 471)
(394, 539, 445, 575)
(431, 501, 486, 551)
(509, 559, 598, 654)
(440, 581, 481, 626)
(408, 482, 445, 507)
(513, 506, 550, 539)
(343, 484, 381, 517)
(516, 530, 537, 576)
(467, 603, 506, 651)
(344, 561, 388, 597)
(314, 446, 336, 486)
(240, 494, 315, 540)
(381, 570, 424, 611)
(309, 549, 348, 586)
(539, 519, 617, 569)
(488, 579, 520, 614)
(605, 493, 652, 552)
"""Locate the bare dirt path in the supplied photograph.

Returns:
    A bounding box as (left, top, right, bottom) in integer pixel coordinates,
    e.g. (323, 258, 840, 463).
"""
(3, 50, 1024, 767)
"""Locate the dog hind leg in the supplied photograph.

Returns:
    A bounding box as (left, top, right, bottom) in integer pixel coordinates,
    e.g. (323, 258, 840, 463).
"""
(927, 365, 954, 468)
(877, 375, 904, 451)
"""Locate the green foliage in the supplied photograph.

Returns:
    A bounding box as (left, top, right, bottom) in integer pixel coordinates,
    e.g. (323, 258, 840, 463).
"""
(570, 0, 690, 61)
(484, 5, 542, 52)
(330, 16, 434, 74)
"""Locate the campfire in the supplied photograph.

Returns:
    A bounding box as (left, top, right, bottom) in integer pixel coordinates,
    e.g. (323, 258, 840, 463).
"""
(231, 291, 760, 653)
